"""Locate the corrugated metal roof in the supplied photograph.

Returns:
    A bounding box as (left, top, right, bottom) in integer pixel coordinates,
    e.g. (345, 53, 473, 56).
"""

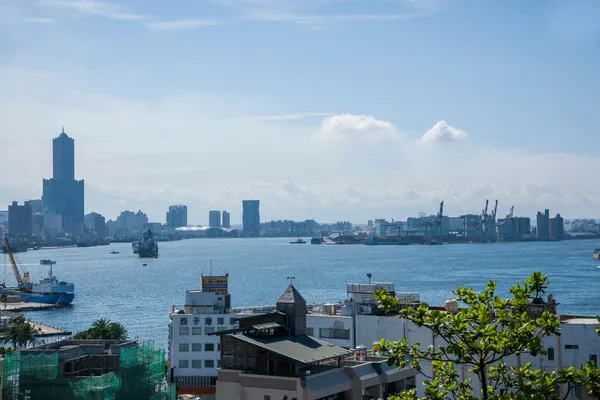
(231, 334, 353, 364)
(251, 322, 284, 330)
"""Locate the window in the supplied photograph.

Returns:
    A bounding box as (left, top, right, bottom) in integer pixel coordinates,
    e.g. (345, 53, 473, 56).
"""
(179, 327, 189, 336)
(192, 327, 202, 335)
(218, 343, 220, 351)
(192, 343, 202, 352)
(192, 360, 202, 368)
(217, 327, 227, 332)
(205, 343, 215, 351)
(180, 317, 188, 325)
(565, 344, 579, 350)
(179, 343, 189, 352)
(205, 360, 215, 368)
(179, 360, 189, 368)
(319, 328, 350, 340)
(590, 355, 597, 366)
(205, 327, 215, 334)
(547, 347, 555, 361)
(306, 327, 314, 336)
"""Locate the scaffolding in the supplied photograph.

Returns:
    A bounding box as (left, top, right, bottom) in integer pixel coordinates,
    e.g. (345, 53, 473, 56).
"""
(2, 342, 176, 400)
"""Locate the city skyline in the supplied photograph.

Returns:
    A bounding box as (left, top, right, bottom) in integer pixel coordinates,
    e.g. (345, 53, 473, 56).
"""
(2, 1, 600, 223)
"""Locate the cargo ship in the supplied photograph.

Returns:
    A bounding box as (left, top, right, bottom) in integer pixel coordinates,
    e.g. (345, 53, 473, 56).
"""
(311, 237, 323, 244)
(594, 248, 600, 261)
(1, 235, 28, 253)
(1, 239, 74, 305)
(138, 230, 158, 258)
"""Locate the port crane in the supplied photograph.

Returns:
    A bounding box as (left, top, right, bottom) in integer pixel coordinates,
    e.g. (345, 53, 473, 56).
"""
(3, 238, 30, 289)
(435, 201, 444, 242)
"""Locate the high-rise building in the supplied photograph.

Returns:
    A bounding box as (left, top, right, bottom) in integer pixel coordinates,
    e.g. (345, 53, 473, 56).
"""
(166, 205, 188, 228)
(536, 209, 550, 239)
(8, 201, 33, 236)
(242, 200, 260, 236)
(550, 214, 564, 240)
(222, 211, 231, 229)
(28, 199, 42, 215)
(85, 212, 107, 238)
(42, 129, 85, 235)
(209, 210, 221, 227)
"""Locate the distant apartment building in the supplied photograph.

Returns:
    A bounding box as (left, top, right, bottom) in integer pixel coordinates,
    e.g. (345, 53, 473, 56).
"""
(166, 205, 188, 228)
(27, 199, 42, 215)
(8, 201, 33, 236)
(498, 217, 531, 241)
(84, 212, 107, 238)
(113, 210, 148, 235)
(566, 219, 599, 234)
(222, 211, 231, 229)
(374, 221, 404, 237)
(0, 210, 8, 227)
(536, 209, 550, 239)
(242, 200, 260, 236)
(209, 210, 221, 228)
(550, 214, 565, 240)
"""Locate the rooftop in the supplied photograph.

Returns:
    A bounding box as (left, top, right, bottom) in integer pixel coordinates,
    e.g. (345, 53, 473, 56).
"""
(230, 333, 353, 364)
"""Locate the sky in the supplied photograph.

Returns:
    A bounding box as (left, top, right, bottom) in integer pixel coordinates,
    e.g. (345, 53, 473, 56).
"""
(1, 0, 600, 225)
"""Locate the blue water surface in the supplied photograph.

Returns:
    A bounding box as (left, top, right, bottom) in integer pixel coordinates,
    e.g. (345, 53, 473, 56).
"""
(3, 238, 598, 350)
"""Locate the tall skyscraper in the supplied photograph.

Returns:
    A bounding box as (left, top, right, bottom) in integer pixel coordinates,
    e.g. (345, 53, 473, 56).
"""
(42, 129, 85, 235)
(166, 205, 188, 228)
(222, 211, 231, 229)
(536, 209, 550, 239)
(242, 200, 260, 236)
(8, 201, 33, 236)
(209, 210, 221, 227)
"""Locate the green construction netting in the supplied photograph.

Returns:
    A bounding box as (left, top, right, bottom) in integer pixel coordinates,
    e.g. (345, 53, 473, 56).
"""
(3, 352, 59, 380)
(149, 384, 176, 400)
(70, 372, 122, 400)
(120, 342, 157, 368)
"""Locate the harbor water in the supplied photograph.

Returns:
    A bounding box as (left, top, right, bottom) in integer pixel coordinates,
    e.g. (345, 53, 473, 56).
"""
(3, 238, 599, 350)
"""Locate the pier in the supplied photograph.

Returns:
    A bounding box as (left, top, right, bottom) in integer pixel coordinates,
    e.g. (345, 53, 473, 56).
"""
(0, 301, 63, 312)
(1, 310, 71, 339)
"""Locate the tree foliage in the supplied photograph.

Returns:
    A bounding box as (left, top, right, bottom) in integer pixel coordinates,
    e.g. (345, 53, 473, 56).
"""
(1, 316, 38, 349)
(73, 318, 128, 340)
(374, 272, 600, 400)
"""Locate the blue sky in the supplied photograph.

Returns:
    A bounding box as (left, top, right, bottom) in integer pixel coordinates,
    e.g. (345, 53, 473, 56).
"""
(1, 0, 600, 224)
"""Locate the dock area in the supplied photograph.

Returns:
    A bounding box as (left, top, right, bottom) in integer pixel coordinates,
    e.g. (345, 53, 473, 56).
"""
(1, 310, 72, 338)
(1, 301, 63, 312)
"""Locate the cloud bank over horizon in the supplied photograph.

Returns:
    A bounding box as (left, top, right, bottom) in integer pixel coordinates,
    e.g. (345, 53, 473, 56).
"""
(0, 66, 599, 224)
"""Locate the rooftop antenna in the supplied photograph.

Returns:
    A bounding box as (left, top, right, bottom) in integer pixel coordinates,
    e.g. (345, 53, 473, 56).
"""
(367, 273, 372, 283)
(286, 276, 295, 286)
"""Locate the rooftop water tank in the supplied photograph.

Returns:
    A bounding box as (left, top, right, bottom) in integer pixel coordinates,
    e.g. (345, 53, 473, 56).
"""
(445, 299, 459, 313)
(323, 303, 337, 315)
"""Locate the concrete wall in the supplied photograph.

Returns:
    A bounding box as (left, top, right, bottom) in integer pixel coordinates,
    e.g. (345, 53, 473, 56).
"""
(306, 314, 353, 348)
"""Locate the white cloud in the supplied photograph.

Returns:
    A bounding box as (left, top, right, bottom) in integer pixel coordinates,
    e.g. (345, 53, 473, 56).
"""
(320, 114, 394, 136)
(23, 17, 55, 23)
(2, 68, 600, 224)
(146, 19, 225, 31)
(247, 112, 333, 121)
(39, 0, 146, 21)
(417, 120, 468, 144)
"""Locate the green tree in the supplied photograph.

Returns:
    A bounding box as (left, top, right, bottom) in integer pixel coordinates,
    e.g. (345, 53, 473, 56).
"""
(374, 272, 600, 400)
(3, 316, 38, 349)
(73, 318, 128, 340)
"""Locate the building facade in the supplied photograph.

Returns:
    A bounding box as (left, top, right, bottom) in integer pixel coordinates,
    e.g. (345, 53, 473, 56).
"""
(167, 205, 188, 228)
(550, 214, 565, 240)
(8, 201, 32, 236)
(42, 129, 85, 235)
(242, 200, 260, 236)
(536, 209, 550, 239)
(208, 211, 221, 228)
(221, 211, 230, 229)
(84, 212, 107, 238)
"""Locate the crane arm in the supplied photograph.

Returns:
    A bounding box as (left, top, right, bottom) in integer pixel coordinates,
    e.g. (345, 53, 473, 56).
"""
(4, 239, 24, 284)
